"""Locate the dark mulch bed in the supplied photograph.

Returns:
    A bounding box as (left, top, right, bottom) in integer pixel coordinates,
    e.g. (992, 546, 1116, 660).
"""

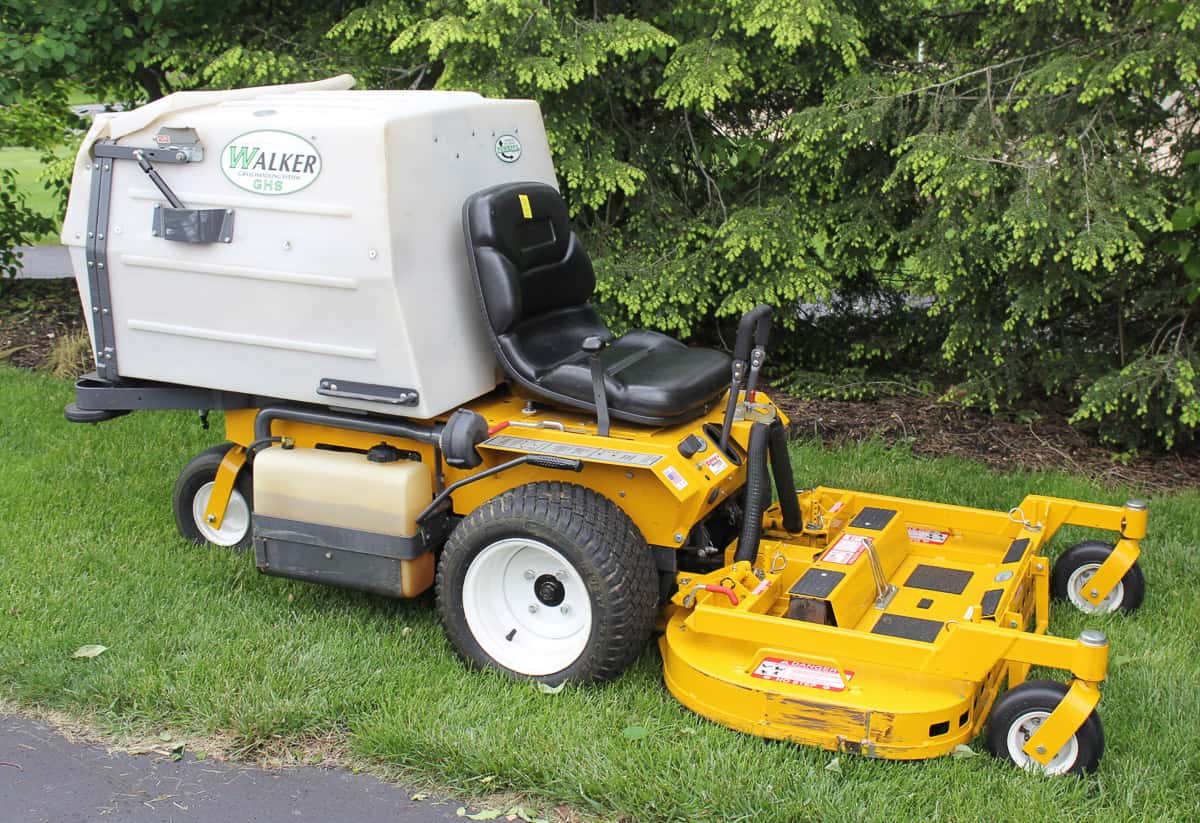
(0, 278, 86, 369)
(4, 278, 1198, 492)
(773, 393, 1200, 492)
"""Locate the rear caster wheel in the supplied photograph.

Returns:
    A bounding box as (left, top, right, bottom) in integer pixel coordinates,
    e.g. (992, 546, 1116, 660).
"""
(1052, 540, 1145, 614)
(436, 481, 658, 685)
(173, 443, 253, 550)
(986, 680, 1104, 775)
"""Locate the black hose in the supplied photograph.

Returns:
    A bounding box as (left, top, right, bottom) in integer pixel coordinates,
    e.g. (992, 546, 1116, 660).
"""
(734, 422, 770, 564)
(768, 419, 803, 533)
(245, 436, 282, 461)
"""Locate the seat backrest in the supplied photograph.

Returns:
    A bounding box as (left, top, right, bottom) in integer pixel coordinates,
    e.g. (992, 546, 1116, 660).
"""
(462, 182, 595, 336)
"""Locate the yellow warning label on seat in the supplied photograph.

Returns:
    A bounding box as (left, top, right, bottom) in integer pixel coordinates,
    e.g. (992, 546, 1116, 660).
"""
(518, 193, 532, 219)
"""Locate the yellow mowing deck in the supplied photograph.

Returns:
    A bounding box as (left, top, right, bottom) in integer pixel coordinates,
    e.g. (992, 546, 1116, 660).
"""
(661, 488, 1142, 763)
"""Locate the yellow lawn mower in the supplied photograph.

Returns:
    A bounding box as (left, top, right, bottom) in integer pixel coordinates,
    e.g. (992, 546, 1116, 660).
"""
(60, 77, 1148, 776)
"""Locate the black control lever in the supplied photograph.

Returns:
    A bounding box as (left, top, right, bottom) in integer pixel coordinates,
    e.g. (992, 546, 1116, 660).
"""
(718, 305, 773, 453)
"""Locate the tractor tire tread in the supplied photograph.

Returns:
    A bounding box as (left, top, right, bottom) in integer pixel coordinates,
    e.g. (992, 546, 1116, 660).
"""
(436, 481, 658, 684)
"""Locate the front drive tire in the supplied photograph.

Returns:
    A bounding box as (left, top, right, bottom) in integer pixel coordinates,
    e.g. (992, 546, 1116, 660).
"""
(986, 680, 1104, 776)
(436, 481, 659, 685)
(173, 443, 253, 550)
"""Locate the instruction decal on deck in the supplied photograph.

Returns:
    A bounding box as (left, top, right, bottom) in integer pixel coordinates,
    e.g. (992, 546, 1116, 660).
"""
(221, 130, 321, 195)
(751, 657, 854, 691)
(828, 501, 845, 513)
(662, 466, 689, 490)
(907, 526, 951, 545)
(820, 533, 871, 565)
(702, 453, 729, 475)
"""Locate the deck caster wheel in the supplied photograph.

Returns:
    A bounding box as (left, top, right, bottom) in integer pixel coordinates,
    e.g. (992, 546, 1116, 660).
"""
(1052, 540, 1145, 614)
(173, 443, 253, 550)
(986, 680, 1104, 776)
(435, 481, 658, 685)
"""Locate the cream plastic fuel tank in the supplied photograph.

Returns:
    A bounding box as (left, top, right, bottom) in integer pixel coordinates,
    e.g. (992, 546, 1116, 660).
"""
(61, 76, 558, 419)
(252, 446, 435, 597)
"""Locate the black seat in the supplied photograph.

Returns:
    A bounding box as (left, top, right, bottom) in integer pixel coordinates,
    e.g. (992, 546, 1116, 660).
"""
(462, 182, 730, 426)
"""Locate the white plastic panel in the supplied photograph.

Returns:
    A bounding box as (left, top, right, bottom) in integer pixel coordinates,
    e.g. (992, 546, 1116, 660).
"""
(62, 83, 557, 418)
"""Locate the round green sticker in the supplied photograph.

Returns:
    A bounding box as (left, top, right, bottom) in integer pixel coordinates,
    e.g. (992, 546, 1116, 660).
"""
(495, 134, 522, 163)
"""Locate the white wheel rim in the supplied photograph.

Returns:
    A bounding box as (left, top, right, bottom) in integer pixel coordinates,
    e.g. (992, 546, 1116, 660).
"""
(1005, 709, 1079, 775)
(1066, 562, 1123, 614)
(461, 538, 593, 676)
(192, 482, 251, 547)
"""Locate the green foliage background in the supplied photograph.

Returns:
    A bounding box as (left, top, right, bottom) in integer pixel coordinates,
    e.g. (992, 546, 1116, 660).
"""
(2, 1, 1198, 449)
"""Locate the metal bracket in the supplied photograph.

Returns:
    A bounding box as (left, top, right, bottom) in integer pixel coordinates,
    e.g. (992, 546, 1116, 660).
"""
(84, 144, 119, 380)
(153, 205, 235, 244)
(317, 378, 419, 406)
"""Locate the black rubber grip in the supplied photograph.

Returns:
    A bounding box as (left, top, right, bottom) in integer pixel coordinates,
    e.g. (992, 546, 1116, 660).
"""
(733, 304, 773, 361)
(527, 455, 584, 472)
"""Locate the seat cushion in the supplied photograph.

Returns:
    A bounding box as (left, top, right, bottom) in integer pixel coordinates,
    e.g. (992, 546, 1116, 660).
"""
(464, 182, 732, 423)
(535, 330, 730, 420)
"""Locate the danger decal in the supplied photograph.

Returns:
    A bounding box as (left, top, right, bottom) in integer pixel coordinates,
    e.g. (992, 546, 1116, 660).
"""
(751, 657, 854, 692)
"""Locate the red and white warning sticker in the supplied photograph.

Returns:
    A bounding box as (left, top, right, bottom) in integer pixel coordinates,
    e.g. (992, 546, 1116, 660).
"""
(828, 501, 845, 514)
(907, 526, 950, 545)
(702, 452, 729, 475)
(820, 533, 871, 565)
(751, 657, 854, 691)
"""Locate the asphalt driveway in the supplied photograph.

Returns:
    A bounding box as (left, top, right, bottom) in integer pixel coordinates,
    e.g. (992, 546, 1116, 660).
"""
(0, 713, 464, 822)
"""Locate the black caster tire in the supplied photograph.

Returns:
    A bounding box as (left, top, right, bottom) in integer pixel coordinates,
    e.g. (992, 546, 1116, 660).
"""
(436, 481, 658, 685)
(1051, 540, 1145, 614)
(172, 443, 253, 550)
(986, 680, 1104, 776)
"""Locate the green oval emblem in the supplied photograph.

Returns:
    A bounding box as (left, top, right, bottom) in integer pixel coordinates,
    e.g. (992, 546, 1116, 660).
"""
(221, 130, 321, 195)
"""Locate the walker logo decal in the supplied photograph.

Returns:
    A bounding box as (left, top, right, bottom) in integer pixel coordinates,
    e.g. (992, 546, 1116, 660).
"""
(221, 130, 321, 195)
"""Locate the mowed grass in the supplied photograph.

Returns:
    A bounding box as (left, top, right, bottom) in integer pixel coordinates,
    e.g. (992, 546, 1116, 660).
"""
(2, 365, 1199, 821)
(1, 146, 64, 245)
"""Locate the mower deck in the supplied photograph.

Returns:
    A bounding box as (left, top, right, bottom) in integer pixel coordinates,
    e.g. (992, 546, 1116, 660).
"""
(661, 488, 1137, 761)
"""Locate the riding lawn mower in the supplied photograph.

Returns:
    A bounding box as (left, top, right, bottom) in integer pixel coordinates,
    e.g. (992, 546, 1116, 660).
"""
(58, 76, 1149, 775)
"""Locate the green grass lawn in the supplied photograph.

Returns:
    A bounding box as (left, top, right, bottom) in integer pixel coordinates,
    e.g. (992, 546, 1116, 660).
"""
(1, 146, 64, 245)
(2, 365, 1198, 821)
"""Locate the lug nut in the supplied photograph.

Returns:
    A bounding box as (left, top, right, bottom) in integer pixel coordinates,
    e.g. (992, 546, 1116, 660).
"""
(524, 569, 535, 580)
(560, 605, 571, 615)
(528, 604, 538, 613)
(206, 514, 216, 523)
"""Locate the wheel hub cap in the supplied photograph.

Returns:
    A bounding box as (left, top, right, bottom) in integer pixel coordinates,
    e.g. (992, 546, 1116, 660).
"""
(461, 538, 593, 676)
(1066, 563, 1123, 614)
(535, 574, 566, 607)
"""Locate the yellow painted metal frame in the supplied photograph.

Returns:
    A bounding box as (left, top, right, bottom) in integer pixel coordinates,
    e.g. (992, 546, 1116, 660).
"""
(219, 390, 767, 549)
(199, 389, 1142, 766)
(202, 445, 246, 529)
